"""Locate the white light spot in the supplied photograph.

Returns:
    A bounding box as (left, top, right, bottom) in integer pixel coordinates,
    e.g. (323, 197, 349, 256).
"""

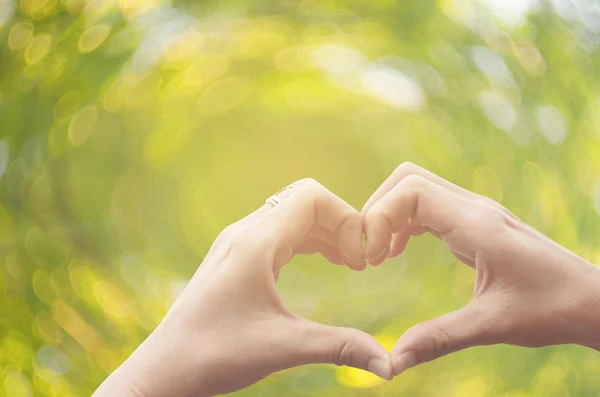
(536, 105, 567, 144)
(0, 0, 14, 27)
(361, 65, 425, 111)
(311, 44, 366, 75)
(471, 46, 513, 86)
(550, 0, 578, 22)
(477, 0, 540, 27)
(36, 346, 71, 375)
(311, 44, 367, 91)
(478, 90, 517, 132)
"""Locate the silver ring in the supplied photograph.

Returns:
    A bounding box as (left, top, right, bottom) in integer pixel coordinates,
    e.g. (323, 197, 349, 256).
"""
(265, 183, 294, 207)
(265, 195, 281, 207)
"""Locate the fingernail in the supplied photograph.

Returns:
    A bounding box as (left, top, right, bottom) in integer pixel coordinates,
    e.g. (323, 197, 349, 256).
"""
(366, 357, 392, 381)
(394, 351, 416, 375)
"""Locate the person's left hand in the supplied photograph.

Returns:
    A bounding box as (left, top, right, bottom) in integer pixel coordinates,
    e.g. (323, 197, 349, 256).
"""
(93, 179, 392, 397)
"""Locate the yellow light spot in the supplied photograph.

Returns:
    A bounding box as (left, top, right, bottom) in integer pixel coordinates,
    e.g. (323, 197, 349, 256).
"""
(513, 41, 545, 76)
(94, 280, 131, 319)
(274, 45, 314, 73)
(64, 0, 85, 14)
(24, 33, 53, 65)
(34, 311, 63, 344)
(228, 18, 290, 59)
(52, 300, 102, 351)
(32, 269, 57, 304)
(452, 377, 487, 396)
(126, 72, 161, 108)
(95, 346, 126, 373)
(103, 75, 136, 112)
(78, 24, 111, 53)
(3, 329, 34, 364)
(473, 165, 503, 202)
(375, 333, 397, 351)
(199, 77, 251, 115)
(165, 31, 204, 62)
(439, 0, 476, 24)
(21, 0, 58, 19)
(33, 368, 68, 396)
(531, 354, 569, 394)
(118, 0, 160, 20)
(4, 371, 33, 397)
(53, 91, 82, 121)
(8, 22, 34, 51)
(335, 332, 394, 389)
(69, 263, 102, 307)
(183, 56, 229, 88)
(68, 104, 98, 147)
(336, 367, 384, 389)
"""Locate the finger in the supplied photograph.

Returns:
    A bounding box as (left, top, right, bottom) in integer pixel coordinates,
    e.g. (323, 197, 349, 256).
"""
(362, 162, 481, 214)
(309, 224, 338, 247)
(391, 300, 497, 376)
(255, 179, 365, 270)
(287, 318, 392, 380)
(388, 221, 430, 258)
(217, 185, 299, 244)
(452, 251, 476, 267)
(362, 162, 518, 225)
(363, 174, 488, 263)
(295, 237, 345, 265)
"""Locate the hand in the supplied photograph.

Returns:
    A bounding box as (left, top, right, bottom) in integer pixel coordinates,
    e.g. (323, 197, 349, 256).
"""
(361, 162, 600, 376)
(93, 179, 392, 397)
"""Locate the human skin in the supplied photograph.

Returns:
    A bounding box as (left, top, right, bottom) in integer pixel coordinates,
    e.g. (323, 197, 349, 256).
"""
(361, 162, 600, 376)
(94, 163, 600, 396)
(92, 179, 392, 397)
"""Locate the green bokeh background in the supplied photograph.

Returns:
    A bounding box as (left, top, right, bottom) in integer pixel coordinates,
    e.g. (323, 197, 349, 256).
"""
(2, 0, 600, 395)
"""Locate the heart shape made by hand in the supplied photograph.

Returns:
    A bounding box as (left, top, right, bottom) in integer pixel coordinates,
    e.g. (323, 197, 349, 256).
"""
(95, 162, 600, 397)
(281, 162, 599, 382)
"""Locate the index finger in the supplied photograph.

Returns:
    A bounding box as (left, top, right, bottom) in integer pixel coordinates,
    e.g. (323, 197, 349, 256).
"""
(257, 179, 366, 270)
(362, 162, 480, 214)
(363, 174, 501, 263)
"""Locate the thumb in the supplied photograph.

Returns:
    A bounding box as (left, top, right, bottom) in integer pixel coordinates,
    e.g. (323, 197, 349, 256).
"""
(391, 300, 497, 375)
(290, 319, 393, 381)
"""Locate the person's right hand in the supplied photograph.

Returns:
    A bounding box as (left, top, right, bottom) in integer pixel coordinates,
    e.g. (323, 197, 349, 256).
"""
(361, 163, 600, 376)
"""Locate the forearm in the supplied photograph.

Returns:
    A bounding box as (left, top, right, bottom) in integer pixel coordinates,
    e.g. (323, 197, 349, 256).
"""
(92, 325, 212, 397)
(93, 370, 145, 397)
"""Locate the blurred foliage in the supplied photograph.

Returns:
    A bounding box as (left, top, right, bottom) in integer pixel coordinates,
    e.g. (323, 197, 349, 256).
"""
(2, 0, 600, 395)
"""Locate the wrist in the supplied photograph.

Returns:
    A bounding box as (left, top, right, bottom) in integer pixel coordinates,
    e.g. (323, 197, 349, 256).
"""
(95, 321, 213, 397)
(561, 261, 600, 349)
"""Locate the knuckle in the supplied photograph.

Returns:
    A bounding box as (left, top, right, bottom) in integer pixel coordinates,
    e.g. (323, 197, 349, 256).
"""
(394, 161, 422, 178)
(297, 178, 329, 202)
(297, 178, 323, 191)
(334, 337, 356, 367)
(228, 229, 266, 256)
(398, 173, 426, 190)
(476, 196, 517, 221)
(216, 223, 240, 242)
(406, 322, 454, 361)
(430, 326, 455, 358)
(467, 204, 505, 228)
(364, 203, 391, 225)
